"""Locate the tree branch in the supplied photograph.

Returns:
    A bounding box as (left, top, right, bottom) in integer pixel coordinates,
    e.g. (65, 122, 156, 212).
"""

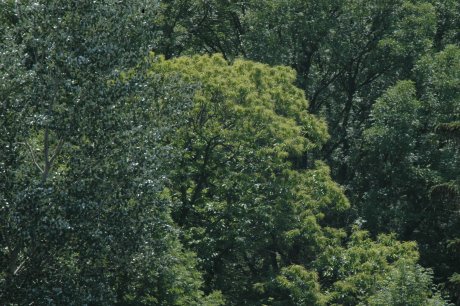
(23, 141, 44, 173)
(49, 138, 64, 165)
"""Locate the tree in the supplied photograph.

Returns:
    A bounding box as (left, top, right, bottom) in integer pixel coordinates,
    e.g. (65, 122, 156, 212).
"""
(138, 53, 447, 305)
(1, 1, 455, 304)
(0, 1, 221, 304)
(353, 45, 460, 302)
(180, 0, 437, 185)
(142, 53, 334, 304)
(430, 0, 460, 49)
(366, 260, 446, 306)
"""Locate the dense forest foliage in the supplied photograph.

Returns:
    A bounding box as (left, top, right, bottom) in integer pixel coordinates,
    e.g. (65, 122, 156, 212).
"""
(0, 0, 458, 305)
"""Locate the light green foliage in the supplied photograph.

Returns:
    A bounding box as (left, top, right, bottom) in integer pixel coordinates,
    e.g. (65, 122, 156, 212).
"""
(274, 265, 326, 306)
(143, 53, 339, 304)
(315, 228, 419, 305)
(366, 260, 448, 306)
(147, 53, 329, 152)
(137, 53, 446, 305)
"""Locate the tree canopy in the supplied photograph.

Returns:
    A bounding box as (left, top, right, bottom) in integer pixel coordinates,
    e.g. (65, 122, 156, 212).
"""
(1, 0, 458, 305)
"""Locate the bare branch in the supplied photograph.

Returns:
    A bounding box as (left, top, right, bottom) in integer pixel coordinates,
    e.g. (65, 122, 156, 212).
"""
(23, 141, 44, 173)
(49, 138, 64, 165)
(41, 127, 50, 184)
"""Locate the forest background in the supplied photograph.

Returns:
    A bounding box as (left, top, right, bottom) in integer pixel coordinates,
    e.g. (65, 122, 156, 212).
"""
(0, 0, 459, 305)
